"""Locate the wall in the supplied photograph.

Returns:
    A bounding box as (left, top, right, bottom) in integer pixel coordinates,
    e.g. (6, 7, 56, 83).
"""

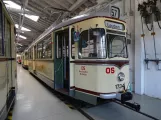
(134, 0, 161, 99)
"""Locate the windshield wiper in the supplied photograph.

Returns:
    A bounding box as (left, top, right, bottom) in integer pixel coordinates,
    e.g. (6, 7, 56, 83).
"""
(120, 44, 127, 54)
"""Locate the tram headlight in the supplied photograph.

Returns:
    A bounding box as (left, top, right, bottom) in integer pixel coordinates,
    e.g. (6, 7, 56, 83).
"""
(118, 72, 125, 81)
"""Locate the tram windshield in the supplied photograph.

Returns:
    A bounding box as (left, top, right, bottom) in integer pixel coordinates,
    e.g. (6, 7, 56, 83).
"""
(107, 34, 128, 58)
(79, 28, 106, 59)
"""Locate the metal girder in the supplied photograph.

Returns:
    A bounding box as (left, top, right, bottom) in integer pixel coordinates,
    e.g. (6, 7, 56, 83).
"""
(10, 12, 46, 31)
(44, 0, 65, 9)
(66, 0, 75, 4)
(5, 7, 36, 15)
(43, 0, 68, 12)
(69, 0, 87, 11)
(89, 0, 97, 4)
(28, 1, 53, 17)
(12, 16, 44, 34)
(10, 0, 55, 22)
(52, 0, 69, 10)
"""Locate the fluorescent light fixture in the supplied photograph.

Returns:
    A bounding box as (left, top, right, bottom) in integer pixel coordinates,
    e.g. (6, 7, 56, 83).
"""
(4, 0, 29, 11)
(19, 13, 40, 22)
(16, 43, 23, 46)
(19, 35, 27, 39)
(15, 24, 31, 31)
(25, 14, 39, 22)
(16, 34, 27, 39)
(4, 1, 21, 9)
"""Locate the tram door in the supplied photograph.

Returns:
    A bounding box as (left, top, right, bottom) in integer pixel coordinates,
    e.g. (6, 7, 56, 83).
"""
(54, 29, 69, 93)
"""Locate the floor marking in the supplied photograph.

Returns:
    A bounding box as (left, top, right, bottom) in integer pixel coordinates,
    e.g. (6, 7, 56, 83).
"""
(7, 108, 13, 120)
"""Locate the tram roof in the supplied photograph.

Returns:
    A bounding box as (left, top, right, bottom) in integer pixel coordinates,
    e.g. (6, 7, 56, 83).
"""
(27, 12, 125, 50)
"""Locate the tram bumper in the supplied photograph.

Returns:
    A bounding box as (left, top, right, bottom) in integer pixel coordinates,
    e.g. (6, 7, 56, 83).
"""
(100, 92, 133, 102)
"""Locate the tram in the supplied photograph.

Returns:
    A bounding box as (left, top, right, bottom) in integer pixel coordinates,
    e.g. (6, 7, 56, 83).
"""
(16, 54, 21, 64)
(26, 11, 139, 110)
(0, 1, 17, 120)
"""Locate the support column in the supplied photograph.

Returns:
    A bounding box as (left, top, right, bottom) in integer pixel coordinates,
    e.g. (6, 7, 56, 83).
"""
(134, 0, 145, 95)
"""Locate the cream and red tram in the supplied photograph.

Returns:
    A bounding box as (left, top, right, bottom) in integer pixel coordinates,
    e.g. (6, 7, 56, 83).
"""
(26, 12, 137, 108)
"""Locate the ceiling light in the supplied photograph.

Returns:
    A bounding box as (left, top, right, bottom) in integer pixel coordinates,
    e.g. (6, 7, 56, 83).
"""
(25, 14, 39, 22)
(16, 43, 23, 46)
(3, 1, 21, 9)
(17, 35, 27, 39)
(19, 35, 27, 39)
(4, 0, 29, 11)
(19, 13, 40, 22)
(15, 24, 31, 31)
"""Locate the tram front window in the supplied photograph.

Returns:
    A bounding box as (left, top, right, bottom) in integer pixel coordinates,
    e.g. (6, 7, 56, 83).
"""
(107, 34, 128, 58)
(79, 28, 106, 59)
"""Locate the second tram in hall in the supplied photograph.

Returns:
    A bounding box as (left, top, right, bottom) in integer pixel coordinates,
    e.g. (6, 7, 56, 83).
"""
(25, 11, 135, 107)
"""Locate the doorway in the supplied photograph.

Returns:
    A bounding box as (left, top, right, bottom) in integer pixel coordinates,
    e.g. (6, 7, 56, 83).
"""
(54, 28, 70, 94)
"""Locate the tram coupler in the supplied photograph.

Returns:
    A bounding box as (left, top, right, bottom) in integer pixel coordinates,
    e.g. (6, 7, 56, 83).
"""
(116, 92, 141, 111)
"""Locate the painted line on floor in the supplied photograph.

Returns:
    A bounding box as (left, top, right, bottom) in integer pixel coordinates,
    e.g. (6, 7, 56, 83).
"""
(64, 101, 75, 110)
(55, 93, 76, 110)
(7, 109, 13, 120)
(54, 92, 95, 120)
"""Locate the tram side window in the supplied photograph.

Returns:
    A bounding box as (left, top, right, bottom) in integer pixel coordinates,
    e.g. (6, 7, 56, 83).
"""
(31, 48, 33, 59)
(79, 28, 106, 59)
(0, 3, 3, 56)
(71, 28, 75, 59)
(28, 49, 31, 59)
(37, 41, 43, 59)
(56, 34, 62, 59)
(28, 48, 33, 59)
(42, 35, 52, 59)
(4, 18, 11, 57)
(36, 35, 52, 59)
(34, 45, 37, 59)
(25, 52, 28, 59)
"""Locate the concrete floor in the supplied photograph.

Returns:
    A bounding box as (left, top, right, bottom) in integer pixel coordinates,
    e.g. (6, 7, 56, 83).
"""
(13, 65, 88, 120)
(83, 92, 161, 120)
(13, 65, 161, 120)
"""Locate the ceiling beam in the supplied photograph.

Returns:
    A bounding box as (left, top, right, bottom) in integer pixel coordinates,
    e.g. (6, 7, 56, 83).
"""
(10, 0, 54, 22)
(69, 0, 87, 12)
(66, 0, 75, 4)
(12, 15, 43, 33)
(28, 1, 53, 17)
(5, 7, 37, 15)
(43, 0, 65, 10)
(52, 0, 69, 10)
(10, 12, 47, 30)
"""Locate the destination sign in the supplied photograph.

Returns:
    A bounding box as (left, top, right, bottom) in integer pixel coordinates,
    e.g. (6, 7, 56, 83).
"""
(105, 21, 124, 31)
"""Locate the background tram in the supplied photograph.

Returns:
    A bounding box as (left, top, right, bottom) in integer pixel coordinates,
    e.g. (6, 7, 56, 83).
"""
(16, 54, 21, 64)
(0, 1, 17, 120)
(25, 12, 133, 106)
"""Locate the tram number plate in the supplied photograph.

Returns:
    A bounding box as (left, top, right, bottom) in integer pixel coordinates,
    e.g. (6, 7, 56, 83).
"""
(115, 83, 125, 89)
(111, 6, 120, 18)
(106, 67, 115, 74)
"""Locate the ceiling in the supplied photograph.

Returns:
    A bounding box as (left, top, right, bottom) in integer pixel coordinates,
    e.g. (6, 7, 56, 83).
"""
(3, 0, 98, 52)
